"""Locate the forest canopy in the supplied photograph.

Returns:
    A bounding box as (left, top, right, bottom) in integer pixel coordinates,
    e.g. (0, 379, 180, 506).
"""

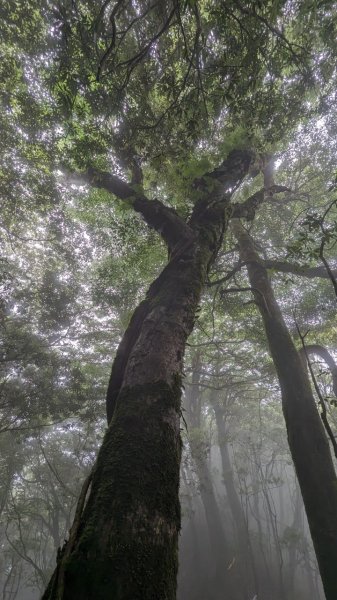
(1, 1, 337, 599)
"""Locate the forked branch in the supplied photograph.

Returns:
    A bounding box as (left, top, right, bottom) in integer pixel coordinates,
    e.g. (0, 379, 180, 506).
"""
(70, 166, 193, 250)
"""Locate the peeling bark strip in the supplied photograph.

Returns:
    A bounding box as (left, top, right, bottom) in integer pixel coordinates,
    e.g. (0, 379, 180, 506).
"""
(43, 149, 252, 600)
(231, 219, 337, 600)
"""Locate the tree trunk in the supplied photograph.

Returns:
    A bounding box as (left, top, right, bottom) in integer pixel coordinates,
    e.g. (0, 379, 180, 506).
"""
(286, 479, 302, 598)
(232, 219, 337, 600)
(42, 151, 252, 600)
(250, 448, 274, 594)
(178, 466, 208, 600)
(213, 402, 258, 599)
(42, 248, 207, 600)
(184, 356, 237, 600)
(191, 447, 234, 598)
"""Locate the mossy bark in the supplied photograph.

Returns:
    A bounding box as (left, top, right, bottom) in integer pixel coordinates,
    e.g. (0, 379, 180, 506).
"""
(46, 382, 182, 600)
(43, 248, 207, 600)
(232, 219, 337, 600)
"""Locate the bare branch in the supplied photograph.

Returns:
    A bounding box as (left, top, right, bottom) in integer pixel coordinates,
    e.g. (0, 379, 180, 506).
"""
(298, 344, 337, 397)
(220, 285, 271, 316)
(296, 324, 337, 460)
(209, 256, 337, 288)
(231, 185, 290, 220)
(96, 1, 123, 81)
(207, 262, 243, 287)
(263, 259, 337, 280)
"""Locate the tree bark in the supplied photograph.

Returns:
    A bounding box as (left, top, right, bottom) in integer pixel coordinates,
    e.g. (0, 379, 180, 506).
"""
(232, 219, 337, 600)
(42, 150, 252, 600)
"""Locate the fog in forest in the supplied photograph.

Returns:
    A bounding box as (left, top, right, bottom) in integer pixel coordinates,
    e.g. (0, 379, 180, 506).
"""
(2, 1, 337, 599)
(2, 351, 335, 599)
(178, 397, 325, 600)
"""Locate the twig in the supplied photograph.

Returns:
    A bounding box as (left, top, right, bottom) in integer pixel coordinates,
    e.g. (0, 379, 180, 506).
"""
(220, 286, 271, 316)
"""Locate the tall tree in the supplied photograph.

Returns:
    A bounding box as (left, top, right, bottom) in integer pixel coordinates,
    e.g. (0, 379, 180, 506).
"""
(232, 219, 337, 600)
(43, 148, 252, 599)
(2, 1, 337, 598)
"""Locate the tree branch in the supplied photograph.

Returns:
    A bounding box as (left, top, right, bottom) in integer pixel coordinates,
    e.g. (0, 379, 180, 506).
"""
(207, 261, 243, 286)
(231, 185, 290, 220)
(319, 237, 337, 299)
(209, 257, 337, 288)
(296, 327, 337, 459)
(195, 148, 254, 192)
(298, 344, 337, 397)
(220, 285, 271, 316)
(70, 167, 193, 250)
(263, 259, 337, 280)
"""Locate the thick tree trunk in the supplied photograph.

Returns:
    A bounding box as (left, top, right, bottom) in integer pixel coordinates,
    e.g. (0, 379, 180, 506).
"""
(43, 246, 207, 600)
(43, 151, 252, 599)
(232, 219, 337, 600)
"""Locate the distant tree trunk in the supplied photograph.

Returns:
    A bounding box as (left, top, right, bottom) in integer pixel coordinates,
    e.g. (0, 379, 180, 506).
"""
(250, 448, 274, 594)
(42, 151, 252, 600)
(278, 475, 285, 526)
(212, 400, 258, 599)
(286, 479, 302, 597)
(232, 219, 337, 600)
(259, 471, 286, 599)
(178, 466, 208, 600)
(191, 448, 233, 598)
(184, 355, 237, 600)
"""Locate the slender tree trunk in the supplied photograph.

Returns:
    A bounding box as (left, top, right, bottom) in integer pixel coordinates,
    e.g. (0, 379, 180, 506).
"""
(259, 469, 286, 599)
(278, 474, 285, 526)
(42, 151, 252, 600)
(286, 479, 302, 598)
(299, 344, 337, 397)
(213, 402, 258, 598)
(232, 219, 337, 600)
(191, 448, 233, 597)
(250, 451, 274, 594)
(184, 357, 237, 599)
(178, 466, 208, 600)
